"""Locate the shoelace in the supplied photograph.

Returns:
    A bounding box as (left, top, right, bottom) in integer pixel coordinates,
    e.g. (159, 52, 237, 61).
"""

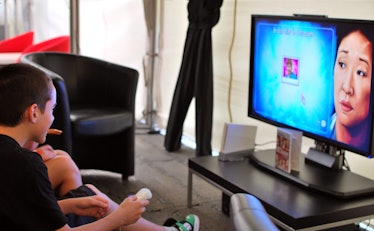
(183, 222, 193, 231)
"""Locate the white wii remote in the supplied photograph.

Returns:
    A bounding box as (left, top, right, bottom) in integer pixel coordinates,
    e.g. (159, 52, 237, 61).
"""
(135, 188, 152, 200)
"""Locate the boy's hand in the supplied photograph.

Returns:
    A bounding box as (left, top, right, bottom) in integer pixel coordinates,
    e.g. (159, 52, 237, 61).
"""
(116, 195, 149, 226)
(59, 196, 110, 219)
(70, 195, 110, 219)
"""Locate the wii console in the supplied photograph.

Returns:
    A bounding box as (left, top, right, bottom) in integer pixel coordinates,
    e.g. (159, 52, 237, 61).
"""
(218, 123, 257, 161)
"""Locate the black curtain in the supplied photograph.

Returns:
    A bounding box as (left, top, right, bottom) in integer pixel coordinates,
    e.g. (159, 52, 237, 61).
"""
(164, 0, 223, 156)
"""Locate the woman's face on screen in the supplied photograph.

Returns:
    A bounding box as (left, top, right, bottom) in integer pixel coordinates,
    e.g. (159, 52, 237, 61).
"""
(334, 30, 372, 128)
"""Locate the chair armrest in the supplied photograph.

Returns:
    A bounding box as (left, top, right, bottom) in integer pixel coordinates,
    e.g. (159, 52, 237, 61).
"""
(230, 193, 279, 231)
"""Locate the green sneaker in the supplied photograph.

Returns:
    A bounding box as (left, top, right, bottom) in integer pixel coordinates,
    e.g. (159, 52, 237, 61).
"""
(174, 214, 200, 231)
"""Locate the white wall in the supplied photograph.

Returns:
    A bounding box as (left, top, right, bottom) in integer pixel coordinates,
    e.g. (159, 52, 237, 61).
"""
(32, 0, 374, 180)
(31, 0, 70, 42)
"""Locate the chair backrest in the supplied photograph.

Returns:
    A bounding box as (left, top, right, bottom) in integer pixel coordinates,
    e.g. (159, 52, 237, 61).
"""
(19, 52, 139, 108)
(0, 31, 34, 52)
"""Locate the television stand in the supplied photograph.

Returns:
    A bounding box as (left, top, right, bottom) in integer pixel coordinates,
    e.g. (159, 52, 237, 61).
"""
(248, 149, 374, 199)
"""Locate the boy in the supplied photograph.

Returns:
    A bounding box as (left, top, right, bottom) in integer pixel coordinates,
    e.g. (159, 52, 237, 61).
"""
(0, 63, 199, 231)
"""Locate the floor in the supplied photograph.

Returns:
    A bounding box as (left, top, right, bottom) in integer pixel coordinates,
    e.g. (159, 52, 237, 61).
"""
(81, 131, 230, 231)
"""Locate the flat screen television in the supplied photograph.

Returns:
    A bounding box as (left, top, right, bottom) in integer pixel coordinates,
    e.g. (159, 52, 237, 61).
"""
(248, 14, 374, 198)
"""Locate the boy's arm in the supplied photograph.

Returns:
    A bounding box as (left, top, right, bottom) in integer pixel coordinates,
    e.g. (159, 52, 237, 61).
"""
(55, 195, 146, 231)
(57, 196, 109, 219)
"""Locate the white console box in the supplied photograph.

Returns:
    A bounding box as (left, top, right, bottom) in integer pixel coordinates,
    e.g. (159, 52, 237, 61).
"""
(218, 123, 257, 161)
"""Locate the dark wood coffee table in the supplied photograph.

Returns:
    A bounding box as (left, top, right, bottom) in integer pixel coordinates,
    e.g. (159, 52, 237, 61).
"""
(188, 155, 374, 231)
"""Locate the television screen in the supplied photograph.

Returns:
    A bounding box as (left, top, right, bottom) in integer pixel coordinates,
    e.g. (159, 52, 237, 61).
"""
(249, 14, 374, 158)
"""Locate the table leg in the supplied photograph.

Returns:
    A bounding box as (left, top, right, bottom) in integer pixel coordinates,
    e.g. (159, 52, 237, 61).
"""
(187, 169, 192, 207)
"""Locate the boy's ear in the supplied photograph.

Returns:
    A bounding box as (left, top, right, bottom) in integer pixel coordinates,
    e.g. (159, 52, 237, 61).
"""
(26, 104, 39, 124)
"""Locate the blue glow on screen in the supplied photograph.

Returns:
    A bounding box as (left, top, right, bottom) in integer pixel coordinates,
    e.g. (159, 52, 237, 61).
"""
(252, 19, 336, 137)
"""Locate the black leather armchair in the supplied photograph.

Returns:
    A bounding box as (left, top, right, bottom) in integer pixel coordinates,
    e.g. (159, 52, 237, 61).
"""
(20, 52, 139, 180)
(230, 193, 279, 231)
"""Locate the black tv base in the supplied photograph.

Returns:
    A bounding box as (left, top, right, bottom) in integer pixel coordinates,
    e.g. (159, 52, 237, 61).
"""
(248, 149, 374, 199)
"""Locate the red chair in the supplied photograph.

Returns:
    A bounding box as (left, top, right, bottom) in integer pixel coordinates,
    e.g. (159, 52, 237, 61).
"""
(0, 31, 34, 52)
(21, 35, 70, 54)
(16, 35, 70, 63)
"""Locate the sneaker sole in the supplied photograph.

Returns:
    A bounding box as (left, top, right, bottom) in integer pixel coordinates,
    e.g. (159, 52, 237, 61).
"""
(190, 215, 200, 231)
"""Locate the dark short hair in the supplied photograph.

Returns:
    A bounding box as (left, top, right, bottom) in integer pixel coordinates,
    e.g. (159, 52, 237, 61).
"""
(0, 63, 52, 126)
(335, 26, 374, 62)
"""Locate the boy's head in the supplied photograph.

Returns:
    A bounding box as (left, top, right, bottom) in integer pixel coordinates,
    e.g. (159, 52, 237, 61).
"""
(0, 63, 54, 127)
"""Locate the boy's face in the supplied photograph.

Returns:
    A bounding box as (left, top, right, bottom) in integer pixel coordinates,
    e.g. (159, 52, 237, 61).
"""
(34, 84, 56, 144)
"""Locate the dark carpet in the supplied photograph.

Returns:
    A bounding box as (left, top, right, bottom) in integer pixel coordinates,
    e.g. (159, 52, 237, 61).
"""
(81, 132, 230, 231)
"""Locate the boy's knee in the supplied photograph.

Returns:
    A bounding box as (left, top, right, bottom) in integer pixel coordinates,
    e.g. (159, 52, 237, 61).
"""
(85, 184, 98, 191)
(55, 149, 71, 158)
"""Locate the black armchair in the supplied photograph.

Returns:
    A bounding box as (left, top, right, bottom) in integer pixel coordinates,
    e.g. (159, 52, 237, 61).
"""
(20, 52, 139, 180)
(230, 193, 279, 231)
